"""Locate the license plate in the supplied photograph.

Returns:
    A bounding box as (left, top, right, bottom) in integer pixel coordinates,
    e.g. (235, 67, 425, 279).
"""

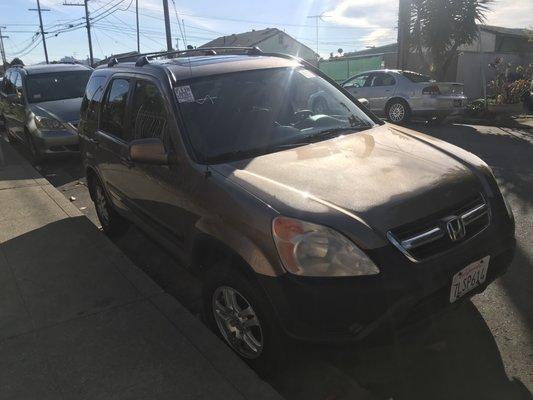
(450, 256, 490, 303)
(453, 99, 463, 107)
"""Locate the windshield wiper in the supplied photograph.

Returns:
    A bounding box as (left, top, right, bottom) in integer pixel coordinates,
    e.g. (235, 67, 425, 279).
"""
(292, 125, 371, 144)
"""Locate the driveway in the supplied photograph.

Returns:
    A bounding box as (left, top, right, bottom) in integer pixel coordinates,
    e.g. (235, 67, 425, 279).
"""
(3, 121, 532, 399)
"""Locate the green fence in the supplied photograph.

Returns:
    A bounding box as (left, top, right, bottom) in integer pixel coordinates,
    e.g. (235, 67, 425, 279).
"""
(319, 56, 383, 83)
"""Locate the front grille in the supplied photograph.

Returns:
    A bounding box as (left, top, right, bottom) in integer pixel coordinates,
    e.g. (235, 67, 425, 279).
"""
(388, 194, 490, 262)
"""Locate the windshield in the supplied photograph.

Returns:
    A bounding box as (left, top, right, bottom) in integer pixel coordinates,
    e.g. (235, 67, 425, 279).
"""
(26, 70, 92, 103)
(176, 67, 376, 163)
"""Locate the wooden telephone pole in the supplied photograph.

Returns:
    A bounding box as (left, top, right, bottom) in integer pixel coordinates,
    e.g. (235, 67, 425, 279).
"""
(29, 0, 50, 63)
(162, 0, 173, 51)
(0, 26, 8, 67)
(63, 0, 94, 66)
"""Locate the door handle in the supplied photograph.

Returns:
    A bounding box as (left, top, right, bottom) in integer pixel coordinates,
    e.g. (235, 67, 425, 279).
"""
(87, 137, 99, 146)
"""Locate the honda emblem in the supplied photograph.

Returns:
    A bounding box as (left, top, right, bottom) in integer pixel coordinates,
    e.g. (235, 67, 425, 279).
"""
(445, 216, 466, 241)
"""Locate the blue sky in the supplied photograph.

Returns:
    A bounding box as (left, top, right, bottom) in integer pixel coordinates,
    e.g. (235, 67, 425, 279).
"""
(1, 0, 532, 65)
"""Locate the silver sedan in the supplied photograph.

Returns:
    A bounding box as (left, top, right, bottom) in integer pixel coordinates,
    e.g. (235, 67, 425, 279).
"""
(311, 69, 467, 124)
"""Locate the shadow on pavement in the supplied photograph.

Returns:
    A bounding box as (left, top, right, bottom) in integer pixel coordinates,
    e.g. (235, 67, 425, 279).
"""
(270, 301, 532, 400)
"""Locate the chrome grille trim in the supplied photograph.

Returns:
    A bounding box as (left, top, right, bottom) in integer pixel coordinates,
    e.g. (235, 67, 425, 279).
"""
(388, 194, 490, 263)
(401, 227, 444, 250)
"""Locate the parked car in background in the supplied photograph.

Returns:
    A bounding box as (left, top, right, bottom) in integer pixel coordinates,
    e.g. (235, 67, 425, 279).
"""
(311, 69, 466, 124)
(80, 49, 514, 373)
(0, 63, 92, 161)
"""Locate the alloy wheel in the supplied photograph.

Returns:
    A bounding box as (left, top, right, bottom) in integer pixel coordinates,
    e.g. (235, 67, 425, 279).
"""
(389, 102, 406, 123)
(212, 286, 264, 359)
(94, 183, 111, 227)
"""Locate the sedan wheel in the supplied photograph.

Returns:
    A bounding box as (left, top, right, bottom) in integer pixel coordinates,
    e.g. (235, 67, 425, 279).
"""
(212, 286, 264, 359)
(387, 101, 410, 124)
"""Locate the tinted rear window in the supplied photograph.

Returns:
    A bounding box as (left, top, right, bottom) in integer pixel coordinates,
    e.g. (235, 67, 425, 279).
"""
(402, 71, 432, 83)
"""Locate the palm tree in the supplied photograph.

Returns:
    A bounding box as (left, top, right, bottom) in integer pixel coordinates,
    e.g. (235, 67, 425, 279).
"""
(409, 0, 491, 80)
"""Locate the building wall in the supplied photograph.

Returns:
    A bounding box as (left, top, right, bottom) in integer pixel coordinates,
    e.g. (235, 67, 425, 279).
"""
(457, 51, 533, 99)
(259, 33, 318, 65)
(459, 30, 496, 52)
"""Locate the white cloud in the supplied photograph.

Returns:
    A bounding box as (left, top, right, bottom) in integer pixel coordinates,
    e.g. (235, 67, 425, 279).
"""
(324, 0, 399, 49)
(484, 0, 533, 29)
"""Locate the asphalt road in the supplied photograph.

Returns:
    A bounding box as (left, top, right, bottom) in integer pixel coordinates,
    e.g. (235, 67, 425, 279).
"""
(2, 121, 532, 400)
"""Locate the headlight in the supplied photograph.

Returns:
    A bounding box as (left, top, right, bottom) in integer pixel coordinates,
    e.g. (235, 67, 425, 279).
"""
(272, 216, 379, 277)
(35, 116, 65, 131)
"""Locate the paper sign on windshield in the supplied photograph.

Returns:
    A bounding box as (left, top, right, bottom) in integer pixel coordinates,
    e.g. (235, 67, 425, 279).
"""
(174, 85, 195, 103)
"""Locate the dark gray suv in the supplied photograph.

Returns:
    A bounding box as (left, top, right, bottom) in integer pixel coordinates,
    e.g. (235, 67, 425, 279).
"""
(0, 63, 91, 161)
(79, 48, 515, 372)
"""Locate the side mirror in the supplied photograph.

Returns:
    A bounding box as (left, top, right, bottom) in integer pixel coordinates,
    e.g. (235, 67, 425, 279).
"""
(129, 138, 169, 165)
(358, 98, 370, 107)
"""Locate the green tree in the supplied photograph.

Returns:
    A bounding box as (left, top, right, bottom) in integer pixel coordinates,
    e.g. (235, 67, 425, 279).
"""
(409, 0, 491, 80)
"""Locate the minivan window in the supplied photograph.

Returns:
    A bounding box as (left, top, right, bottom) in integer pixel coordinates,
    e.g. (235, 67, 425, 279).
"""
(100, 78, 131, 140)
(25, 70, 91, 103)
(177, 67, 376, 163)
(130, 81, 169, 148)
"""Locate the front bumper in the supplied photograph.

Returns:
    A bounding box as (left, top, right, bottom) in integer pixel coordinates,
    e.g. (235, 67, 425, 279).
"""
(32, 128, 80, 155)
(258, 201, 515, 342)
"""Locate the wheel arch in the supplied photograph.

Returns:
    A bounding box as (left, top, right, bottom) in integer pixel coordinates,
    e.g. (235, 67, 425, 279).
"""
(192, 218, 281, 279)
(385, 96, 411, 112)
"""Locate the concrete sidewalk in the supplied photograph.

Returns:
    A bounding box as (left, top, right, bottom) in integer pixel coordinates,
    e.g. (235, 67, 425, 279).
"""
(0, 137, 282, 399)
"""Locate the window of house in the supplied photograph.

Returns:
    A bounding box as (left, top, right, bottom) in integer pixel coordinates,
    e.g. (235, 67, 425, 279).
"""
(100, 78, 131, 140)
(130, 80, 169, 149)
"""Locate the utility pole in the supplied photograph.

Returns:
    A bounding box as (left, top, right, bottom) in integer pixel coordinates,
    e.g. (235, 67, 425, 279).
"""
(307, 14, 321, 56)
(162, 0, 173, 52)
(136, 0, 140, 53)
(63, 0, 94, 67)
(0, 26, 8, 67)
(396, 0, 411, 70)
(29, 0, 50, 64)
(182, 19, 187, 49)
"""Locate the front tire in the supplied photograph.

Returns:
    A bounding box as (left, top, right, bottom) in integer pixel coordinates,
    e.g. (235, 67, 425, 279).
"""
(386, 99, 411, 124)
(89, 174, 129, 236)
(25, 131, 43, 163)
(203, 261, 285, 376)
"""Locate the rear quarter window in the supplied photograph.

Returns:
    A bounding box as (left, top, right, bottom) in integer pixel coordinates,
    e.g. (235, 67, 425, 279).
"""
(402, 71, 433, 83)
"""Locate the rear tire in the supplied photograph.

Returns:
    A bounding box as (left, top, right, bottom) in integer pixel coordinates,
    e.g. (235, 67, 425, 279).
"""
(386, 99, 411, 124)
(89, 174, 129, 236)
(203, 260, 286, 377)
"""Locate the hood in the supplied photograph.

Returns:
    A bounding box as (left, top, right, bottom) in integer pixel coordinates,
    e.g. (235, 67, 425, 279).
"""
(29, 97, 83, 123)
(213, 124, 483, 235)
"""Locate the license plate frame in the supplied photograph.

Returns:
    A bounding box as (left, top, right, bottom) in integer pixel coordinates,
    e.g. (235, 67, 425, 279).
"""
(449, 256, 490, 303)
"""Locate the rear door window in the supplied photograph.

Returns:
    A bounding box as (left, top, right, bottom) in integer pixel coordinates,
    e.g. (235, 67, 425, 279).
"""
(100, 78, 131, 141)
(370, 73, 396, 87)
(129, 80, 170, 149)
